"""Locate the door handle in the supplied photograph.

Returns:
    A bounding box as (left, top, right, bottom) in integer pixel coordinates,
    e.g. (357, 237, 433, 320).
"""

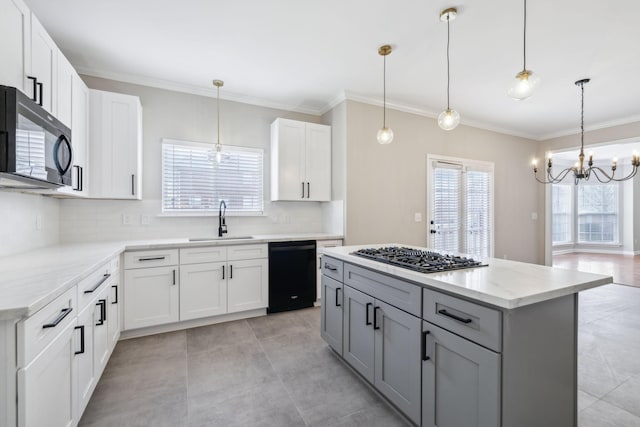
(230, 264, 233, 279)
(74, 325, 85, 355)
(301, 182, 305, 198)
(430, 229, 437, 234)
(222, 264, 225, 280)
(131, 174, 135, 196)
(307, 182, 310, 198)
(365, 302, 372, 325)
(111, 285, 118, 304)
(27, 76, 38, 102)
(422, 330, 431, 361)
(335, 287, 341, 307)
(172, 269, 176, 285)
(36, 82, 43, 106)
(373, 306, 381, 330)
(96, 300, 106, 326)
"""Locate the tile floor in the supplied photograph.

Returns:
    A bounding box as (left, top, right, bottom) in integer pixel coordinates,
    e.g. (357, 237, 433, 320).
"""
(79, 284, 640, 427)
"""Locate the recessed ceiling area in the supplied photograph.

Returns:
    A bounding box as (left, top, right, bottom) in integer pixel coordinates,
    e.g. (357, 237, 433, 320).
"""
(25, 0, 640, 140)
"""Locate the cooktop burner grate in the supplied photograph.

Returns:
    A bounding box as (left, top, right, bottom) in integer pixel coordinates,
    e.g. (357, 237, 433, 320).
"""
(351, 246, 487, 273)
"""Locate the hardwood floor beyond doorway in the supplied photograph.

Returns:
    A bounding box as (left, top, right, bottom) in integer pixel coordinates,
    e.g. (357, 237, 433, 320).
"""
(553, 253, 640, 287)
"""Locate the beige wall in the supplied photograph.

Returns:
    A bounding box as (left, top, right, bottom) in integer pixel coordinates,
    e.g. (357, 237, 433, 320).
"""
(343, 100, 542, 264)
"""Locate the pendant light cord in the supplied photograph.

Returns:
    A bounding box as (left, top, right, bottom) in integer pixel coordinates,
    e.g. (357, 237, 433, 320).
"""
(523, 0, 527, 70)
(446, 15, 451, 110)
(580, 81, 585, 154)
(383, 54, 387, 128)
(216, 85, 220, 146)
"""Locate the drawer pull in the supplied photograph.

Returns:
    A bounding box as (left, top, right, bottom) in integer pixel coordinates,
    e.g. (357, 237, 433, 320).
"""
(138, 256, 165, 262)
(84, 273, 111, 294)
(74, 325, 85, 355)
(325, 263, 337, 272)
(438, 309, 472, 324)
(422, 330, 431, 361)
(42, 307, 73, 329)
(365, 302, 372, 325)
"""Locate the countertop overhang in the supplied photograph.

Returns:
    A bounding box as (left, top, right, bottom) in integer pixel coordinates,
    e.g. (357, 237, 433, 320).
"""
(322, 244, 613, 310)
(0, 233, 343, 320)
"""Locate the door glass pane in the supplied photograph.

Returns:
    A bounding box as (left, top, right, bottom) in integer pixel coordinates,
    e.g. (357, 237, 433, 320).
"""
(465, 170, 491, 258)
(552, 184, 572, 245)
(432, 165, 461, 253)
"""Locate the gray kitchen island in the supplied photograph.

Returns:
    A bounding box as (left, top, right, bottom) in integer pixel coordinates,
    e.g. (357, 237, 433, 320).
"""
(319, 244, 612, 427)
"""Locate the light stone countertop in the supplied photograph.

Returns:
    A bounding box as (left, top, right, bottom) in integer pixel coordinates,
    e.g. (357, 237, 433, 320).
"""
(322, 244, 613, 310)
(0, 233, 343, 320)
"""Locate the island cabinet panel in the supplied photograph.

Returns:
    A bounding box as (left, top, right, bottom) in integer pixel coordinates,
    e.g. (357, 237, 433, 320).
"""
(342, 285, 374, 380)
(320, 275, 343, 354)
(422, 321, 500, 427)
(344, 263, 421, 317)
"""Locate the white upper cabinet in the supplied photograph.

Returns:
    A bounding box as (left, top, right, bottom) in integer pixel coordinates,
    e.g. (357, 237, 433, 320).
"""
(0, 0, 31, 92)
(29, 14, 57, 114)
(55, 52, 74, 128)
(271, 118, 331, 202)
(89, 89, 143, 199)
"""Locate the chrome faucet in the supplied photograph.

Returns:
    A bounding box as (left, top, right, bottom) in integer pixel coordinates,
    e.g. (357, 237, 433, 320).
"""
(218, 200, 227, 237)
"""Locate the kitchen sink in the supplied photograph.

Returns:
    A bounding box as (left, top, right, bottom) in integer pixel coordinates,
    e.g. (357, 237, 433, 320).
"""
(188, 236, 254, 242)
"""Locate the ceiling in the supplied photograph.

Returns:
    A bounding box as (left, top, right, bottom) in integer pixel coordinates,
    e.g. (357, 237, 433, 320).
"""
(25, 0, 640, 140)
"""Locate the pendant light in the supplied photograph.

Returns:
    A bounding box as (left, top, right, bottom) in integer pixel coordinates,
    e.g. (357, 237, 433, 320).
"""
(213, 79, 224, 163)
(508, 0, 540, 100)
(533, 78, 640, 184)
(438, 8, 460, 131)
(377, 45, 394, 144)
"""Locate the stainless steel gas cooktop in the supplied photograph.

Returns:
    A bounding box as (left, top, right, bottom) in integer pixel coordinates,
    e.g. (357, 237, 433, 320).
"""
(351, 246, 488, 274)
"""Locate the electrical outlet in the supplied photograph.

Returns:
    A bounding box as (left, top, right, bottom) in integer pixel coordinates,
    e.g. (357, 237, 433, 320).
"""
(414, 213, 423, 222)
(141, 215, 150, 225)
(35, 215, 43, 230)
(122, 214, 131, 225)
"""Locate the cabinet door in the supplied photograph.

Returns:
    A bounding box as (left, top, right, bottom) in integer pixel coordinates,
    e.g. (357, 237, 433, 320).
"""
(107, 279, 120, 348)
(304, 123, 331, 201)
(60, 73, 90, 196)
(343, 285, 374, 380)
(75, 303, 95, 417)
(55, 52, 73, 128)
(18, 320, 77, 427)
(320, 275, 343, 355)
(30, 14, 56, 114)
(271, 119, 305, 201)
(124, 266, 179, 330)
(89, 90, 142, 199)
(93, 285, 110, 378)
(422, 322, 501, 427)
(227, 259, 268, 313)
(180, 261, 227, 321)
(0, 0, 31, 92)
(374, 300, 422, 425)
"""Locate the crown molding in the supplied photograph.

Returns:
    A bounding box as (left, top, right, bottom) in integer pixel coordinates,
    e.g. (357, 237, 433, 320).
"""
(75, 66, 323, 116)
(537, 114, 640, 141)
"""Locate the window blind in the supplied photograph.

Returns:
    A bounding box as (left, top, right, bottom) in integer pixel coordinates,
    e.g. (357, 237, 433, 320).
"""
(162, 140, 264, 214)
(551, 184, 572, 245)
(433, 162, 462, 253)
(577, 184, 618, 243)
(465, 169, 491, 258)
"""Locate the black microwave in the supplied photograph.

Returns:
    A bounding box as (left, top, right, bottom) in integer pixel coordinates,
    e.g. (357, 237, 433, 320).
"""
(0, 85, 72, 189)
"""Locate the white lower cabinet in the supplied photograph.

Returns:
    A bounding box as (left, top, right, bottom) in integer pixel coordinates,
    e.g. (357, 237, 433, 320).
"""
(75, 302, 95, 418)
(227, 258, 268, 313)
(18, 319, 77, 427)
(124, 266, 179, 330)
(92, 285, 111, 378)
(342, 285, 422, 425)
(107, 279, 120, 348)
(180, 261, 227, 320)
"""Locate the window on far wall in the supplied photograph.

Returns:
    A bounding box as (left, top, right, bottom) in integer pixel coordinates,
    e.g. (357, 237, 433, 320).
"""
(162, 139, 264, 214)
(577, 184, 618, 243)
(551, 184, 572, 245)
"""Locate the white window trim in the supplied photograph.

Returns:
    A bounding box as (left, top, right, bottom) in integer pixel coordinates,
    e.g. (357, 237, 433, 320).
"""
(161, 137, 264, 216)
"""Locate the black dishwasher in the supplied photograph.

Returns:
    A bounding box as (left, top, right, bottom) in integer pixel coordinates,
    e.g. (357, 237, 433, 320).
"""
(268, 240, 316, 313)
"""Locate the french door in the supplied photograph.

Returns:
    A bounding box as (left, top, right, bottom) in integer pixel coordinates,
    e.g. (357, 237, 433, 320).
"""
(427, 156, 494, 258)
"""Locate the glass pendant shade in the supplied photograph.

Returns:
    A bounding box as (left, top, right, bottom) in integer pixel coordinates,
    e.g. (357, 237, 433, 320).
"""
(508, 70, 540, 100)
(377, 127, 394, 144)
(438, 109, 460, 131)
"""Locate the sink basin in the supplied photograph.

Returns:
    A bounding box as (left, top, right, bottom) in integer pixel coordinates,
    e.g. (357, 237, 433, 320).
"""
(188, 236, 253, 242)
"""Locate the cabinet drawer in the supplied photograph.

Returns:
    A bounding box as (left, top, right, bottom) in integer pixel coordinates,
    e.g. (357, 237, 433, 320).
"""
(77, 262, 112, 310)
(227, 244, 268, 261)
(18, 287, 77, 367)
(321, 256, 343, 282)
(180, 246, 227, 265)
(423, 289, 502, 352)
(344, 263, 421, 317)
(124, 249, 179, 269)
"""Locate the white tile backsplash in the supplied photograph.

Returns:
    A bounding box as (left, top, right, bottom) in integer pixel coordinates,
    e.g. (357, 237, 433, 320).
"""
(0, 191, 60, 256)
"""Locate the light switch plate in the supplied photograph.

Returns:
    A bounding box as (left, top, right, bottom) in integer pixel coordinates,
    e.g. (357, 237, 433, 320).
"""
(531, 212, 538, 220)
(414, 213, 423, 222)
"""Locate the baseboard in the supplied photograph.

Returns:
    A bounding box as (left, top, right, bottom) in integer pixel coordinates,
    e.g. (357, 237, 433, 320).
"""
(553, 248, 636, 256)
(119, 308, 267, 339)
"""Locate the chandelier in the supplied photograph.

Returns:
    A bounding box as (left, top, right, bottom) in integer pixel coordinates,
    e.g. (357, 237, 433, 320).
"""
(533, 78, 639, 185)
